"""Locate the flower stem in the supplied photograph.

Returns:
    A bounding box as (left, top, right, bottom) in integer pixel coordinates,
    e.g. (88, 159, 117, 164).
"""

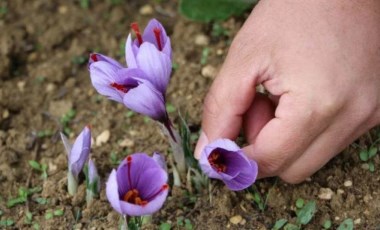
(67, 171, 78, 195)
(158, 121, 186, 175)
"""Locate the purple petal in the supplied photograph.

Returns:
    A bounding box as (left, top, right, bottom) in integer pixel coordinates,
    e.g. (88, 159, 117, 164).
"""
(123, 79, 167, 121)
(60, 132, 72, 156)
(162, 37, 172, 60)
(88, 158, 99, 186)
(136, 42, 172, 93)
(89, 53, 124, 69)
(125, 34, 138, 68)
(224, 156, 258, 191)
(142, 19, 169, 50)
(106, 170, 123, 214)
(89, 60, 125, 103)
(206, 139, 240, 152)
(134, 167, 167, 200)
(69, 126, 91, 177)
(118, 187, 168, 216)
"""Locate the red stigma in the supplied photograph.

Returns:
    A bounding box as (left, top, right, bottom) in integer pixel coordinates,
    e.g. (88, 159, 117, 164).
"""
(208, 151, 227, 173)
(131, 22, 143, 45)
(153, 27, 162, 51)
(127, 156, 132, 162)
(126, 156, 132, 190)
(162, 184, 169, 190)
(86, 124, 92, 130)
(90, 54, 98, 62)
(110, 82, 129, 93)
(123, 189, 148, 206)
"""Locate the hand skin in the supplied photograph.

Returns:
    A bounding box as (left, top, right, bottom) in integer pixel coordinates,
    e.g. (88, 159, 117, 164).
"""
(194, 0, 380, 183)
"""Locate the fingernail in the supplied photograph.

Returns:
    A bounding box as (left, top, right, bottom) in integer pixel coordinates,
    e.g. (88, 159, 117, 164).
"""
(194, 131, 208, 160)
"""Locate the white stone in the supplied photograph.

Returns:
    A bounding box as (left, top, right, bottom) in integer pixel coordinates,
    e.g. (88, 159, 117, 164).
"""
(119, 138, 134, 148)
(194, 34, 209, 46)
(344, 180, 353, 187)
(17, 81, 25, 92)
(229, 215, 242, 225)
(318, 188, 334, 200)
(2, 109, 9, 119)
(96, 130, 110, 146)
(354, 218, 361, 224)
(139, 5, 154, 15)
(201, 65, 217, 78)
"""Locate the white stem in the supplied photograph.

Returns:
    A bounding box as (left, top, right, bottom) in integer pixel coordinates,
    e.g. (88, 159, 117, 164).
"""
(158, 122, 186, 174)
(86, 189, 95, 207)
(67, 171, 78, 196)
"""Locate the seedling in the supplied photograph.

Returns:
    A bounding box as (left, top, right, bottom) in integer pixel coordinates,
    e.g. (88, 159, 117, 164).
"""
(274, 200, 317, 230)
(25, 211, 33, 224)
(166, 103, 176, 113)
(322, 219, 332, 229)
(200, 47, 209, 65)
(71, 55, 87, 65)
(0, 219, 14, 227)
(60, 109, 76, 135)
(33, 197, 48, 205)
(176, 217, 193, 230)
(337, 218, 354, 230)
(29, 160, 48, 179)
(45, 209, 64, 220)
(159, 222, 171, 230)
(359, 146, 378, 172)
(295, 198, 304, 209)
(37, 130, 53, 138)
(79, 0, 90, 9)
(211, 23, 230, 38)
(272, 219, 287, 230)
(125, 111, 135, 118)
(7, 186, 42, 208)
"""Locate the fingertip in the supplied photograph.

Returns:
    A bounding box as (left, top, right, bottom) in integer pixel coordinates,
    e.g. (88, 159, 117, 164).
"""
(194, 131, 208, 160)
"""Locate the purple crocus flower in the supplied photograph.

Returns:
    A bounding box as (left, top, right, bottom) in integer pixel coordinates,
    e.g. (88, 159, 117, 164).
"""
(60, 126, 91, 178)
(89, 55, 168, 122)
(199, 139, 258, 191)
(106, 153, 169, 216)
(126, 19, 172, 66)
(88, 158, 100, 193)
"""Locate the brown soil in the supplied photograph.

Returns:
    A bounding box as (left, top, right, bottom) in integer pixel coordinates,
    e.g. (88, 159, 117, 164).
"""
(0, 0, 379, 229)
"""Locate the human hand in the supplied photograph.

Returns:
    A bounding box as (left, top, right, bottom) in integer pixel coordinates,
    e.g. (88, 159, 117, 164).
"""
(194, 0, 380, 183)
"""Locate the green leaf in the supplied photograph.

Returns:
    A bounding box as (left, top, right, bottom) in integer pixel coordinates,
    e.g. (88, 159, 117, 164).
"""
(34, 197, 48, 205)
(283, 223, 300, 230)
(54, 209, 64, 216)
(368, 146, 378, 158)
(33, 223, 40, 230)
(359, 150, 369, 161)
(0, 219, 14, 227)
(159, 222, 171, 230)
(337, 218, 354, 230)
(166, 103, 176, 113)
(45, 211, 53, 220)
(29, 160, 42, 171)
(184, 219, 193, 230)
(296, 200, 317, 225)
(369, 161, 375, 172)
(7, 196, 26, 208)
(178, 113, 198, 169)
(25, 211, 33, 222)
(179, 0, 257, 22)
(200, 47, 209, 65)
(272, 219, 288, 230)
(323, 220, 332, 229)
(295, 198, 304, 209)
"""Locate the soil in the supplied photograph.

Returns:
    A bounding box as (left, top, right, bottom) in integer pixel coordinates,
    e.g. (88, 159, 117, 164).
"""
(0, 0, 379, 229)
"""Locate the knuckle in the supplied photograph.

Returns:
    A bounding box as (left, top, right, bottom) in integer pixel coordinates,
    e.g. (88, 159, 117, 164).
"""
(258, 155, 287, 176)
(279, 172, 306, 184)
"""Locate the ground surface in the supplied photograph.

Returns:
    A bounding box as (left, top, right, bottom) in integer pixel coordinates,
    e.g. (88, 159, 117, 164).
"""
(0, 0, 379, 229)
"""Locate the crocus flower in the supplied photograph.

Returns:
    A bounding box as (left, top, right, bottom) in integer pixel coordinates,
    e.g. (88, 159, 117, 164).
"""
(106, 153, 169, 216)
(89, 56, 168, 122)
(60, 126, 91, 195)
(86, 158, 100, 204)
(199, 139, 258, 191)
(126, 19, 172, 93)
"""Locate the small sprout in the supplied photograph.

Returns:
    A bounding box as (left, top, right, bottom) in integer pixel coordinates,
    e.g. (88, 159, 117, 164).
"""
(85, 159, 100, 205)
(295, 198, 304, 209)
(172, 62, 179, 70)
(159, 222, 171, 230)
(283, 223, 300, 230)
(323, 219, 332, 229)
(33, 223, 40, 230)
(0, 219, 14, 227)
(211, 23, 230, 37)
(272, 219, 287, 230)
(28, 160, 48, 179)
(166, 103, 176, 113)
(337, 218, 354, 230)
(296, 200, 317, 225)
(79, 0, 90, 9)
(35, 76, 46, 84)
(53, 209, 64, 216)
(143, 116, 151, 123)
(45, 211, 54, 220)
(0, 210, 3, 216)
(369, 161, 375, 172)
(110, 152, 120, 165)
(34, 197, 48, 205)
(359, 149, 369, 161)
(368, 146, 377, 158)
(25, 211, 33, 224)
(200, 47, 209, 65)
(184, 219, 193, 230)
(37, 130, 53, 138)
(126, 111, 135, 118)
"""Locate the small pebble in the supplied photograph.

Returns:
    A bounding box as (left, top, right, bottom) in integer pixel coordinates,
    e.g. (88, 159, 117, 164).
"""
(216, 49, 224, 55)
(344, 180, 353, 187)
(337, 189, 344, 195)
(194, 34, 209, 46)
(239, 218, 246, 225)
(354, 218, 361, 225)
(139, 4, 154, 15)
(2, 109, 9, 119)
(335, 216, 340, 221)
(318, 188, 334, 200)
(361, 163, 370, 170)
(46, 83, 56, 92)
(96, 130, 110, 146)
(229, 215, 242, 225)
(201, 65, 217, 78)
(17, 81, 26, 92)
(58, 5, 68, 14)
(119, 138, 134, 148)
